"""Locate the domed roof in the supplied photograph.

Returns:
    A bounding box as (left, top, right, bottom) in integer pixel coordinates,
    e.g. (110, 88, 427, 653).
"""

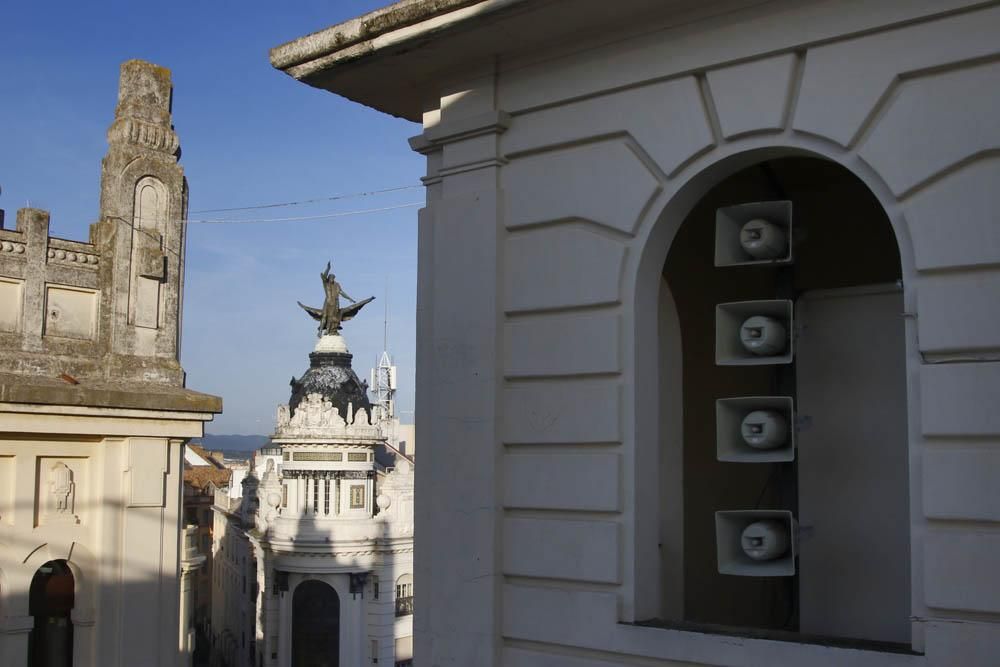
(289, 349, 373, 425)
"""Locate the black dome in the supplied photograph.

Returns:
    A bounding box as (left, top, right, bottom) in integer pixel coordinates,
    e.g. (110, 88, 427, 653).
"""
(289, 351, 373, 425)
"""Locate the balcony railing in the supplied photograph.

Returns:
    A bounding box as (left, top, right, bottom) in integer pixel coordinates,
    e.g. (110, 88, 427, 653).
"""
(394, 596, 414, 617)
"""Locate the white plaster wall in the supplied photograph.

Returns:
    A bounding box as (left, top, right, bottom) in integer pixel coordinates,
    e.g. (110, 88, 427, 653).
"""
(413, 1, 1000, 666)
(0, 406, 211, 667)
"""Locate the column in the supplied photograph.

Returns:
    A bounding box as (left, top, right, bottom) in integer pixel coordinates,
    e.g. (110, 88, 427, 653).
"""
(334, 475, 341, 515)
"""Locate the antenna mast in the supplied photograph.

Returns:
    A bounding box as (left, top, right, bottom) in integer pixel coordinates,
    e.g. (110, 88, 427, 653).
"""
(371, 282, 396, 429)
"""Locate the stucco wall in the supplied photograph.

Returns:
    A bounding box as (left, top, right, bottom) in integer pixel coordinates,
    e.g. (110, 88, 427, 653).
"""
(413, 1, 1000, 665)
(0, 407, 211, 666)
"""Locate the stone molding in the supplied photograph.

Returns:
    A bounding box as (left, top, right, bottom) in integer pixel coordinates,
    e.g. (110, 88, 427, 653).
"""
(107, 117, 180, 156)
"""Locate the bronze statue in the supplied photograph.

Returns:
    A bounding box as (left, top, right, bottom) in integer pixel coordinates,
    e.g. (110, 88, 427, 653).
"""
(297, 262, 374, 336)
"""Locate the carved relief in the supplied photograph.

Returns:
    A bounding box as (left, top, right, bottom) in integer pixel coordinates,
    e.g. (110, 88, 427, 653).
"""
(50, 461, 74, 512)
(274, 393, 380, 439)
(107, 117, 180, 155)
(257, 459, 282, 532)
(38, 458, 85, 525)
(47, 247, 99, 267)
(0, 240, 26, 255)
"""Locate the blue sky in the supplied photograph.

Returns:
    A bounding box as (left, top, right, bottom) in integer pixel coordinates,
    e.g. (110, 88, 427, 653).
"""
(0, 1, 421, 434)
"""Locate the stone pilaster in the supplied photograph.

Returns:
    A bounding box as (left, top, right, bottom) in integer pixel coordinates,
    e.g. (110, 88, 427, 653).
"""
(410, 66, 507, 667)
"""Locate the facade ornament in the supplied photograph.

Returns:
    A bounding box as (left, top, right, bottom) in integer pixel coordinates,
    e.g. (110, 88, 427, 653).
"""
(275, 393, 380, 439)
(50, 461, 74, 512)
(297, 262, 374, 336)
(257, 459, 282, 532)
(47, 461, 78, 523)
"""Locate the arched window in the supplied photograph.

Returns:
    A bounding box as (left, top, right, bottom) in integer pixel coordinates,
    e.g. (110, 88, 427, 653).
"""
(28, 559, 75, 667)
(654, 156, 909, 645)
(292, 579, 339, 667)
(394, 573, 413, 617)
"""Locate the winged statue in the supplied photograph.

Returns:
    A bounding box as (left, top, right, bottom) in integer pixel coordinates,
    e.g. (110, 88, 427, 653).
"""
(297, 262, 374, 336)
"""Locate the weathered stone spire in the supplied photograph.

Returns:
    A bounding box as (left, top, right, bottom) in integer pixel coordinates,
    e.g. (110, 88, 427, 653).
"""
(92, 59, 189, 384)
(105, 60, 181, 158)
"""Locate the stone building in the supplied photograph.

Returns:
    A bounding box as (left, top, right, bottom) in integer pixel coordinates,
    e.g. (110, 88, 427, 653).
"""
(211, 300, 414, 667)
(184, 444, 233, 661)
(0, 60, 221, 666)
(272, 2, 1000, 666)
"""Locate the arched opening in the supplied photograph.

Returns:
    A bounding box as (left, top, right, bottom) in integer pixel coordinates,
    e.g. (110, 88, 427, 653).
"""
(292, 579, 340, 667)
(28, 559, 75, 667)
(655, 155, 910, 646)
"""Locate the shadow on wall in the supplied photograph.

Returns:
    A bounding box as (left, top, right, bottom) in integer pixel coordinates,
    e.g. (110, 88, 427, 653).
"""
(0, 495, 195, 666)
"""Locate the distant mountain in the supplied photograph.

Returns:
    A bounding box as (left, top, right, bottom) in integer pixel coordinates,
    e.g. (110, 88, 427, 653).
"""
(196, 434, 269, 453)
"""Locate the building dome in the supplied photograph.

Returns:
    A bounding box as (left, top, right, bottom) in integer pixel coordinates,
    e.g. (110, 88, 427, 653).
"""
(289, 340, 373, 424)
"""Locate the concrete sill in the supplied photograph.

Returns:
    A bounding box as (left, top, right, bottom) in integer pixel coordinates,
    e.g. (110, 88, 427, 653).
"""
(632, 618, 922, 656)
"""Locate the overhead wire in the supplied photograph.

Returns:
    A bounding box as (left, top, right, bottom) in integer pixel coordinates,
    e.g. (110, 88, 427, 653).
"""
(113, 185, 423, 225)
(188, 184, 422, 214)
(181, 201, 422, 225)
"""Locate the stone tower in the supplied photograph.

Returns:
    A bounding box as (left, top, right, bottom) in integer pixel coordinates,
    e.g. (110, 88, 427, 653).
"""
(94, 59, 188, 383)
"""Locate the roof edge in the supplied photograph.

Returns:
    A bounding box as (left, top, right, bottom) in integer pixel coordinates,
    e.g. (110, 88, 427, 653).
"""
(0, 376, 222, 414)
(270, 0, 529, 75)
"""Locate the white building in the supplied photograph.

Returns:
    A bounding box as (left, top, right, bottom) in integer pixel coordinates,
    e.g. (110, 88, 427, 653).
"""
(213, 327, 414, 667)
(272, 2, 1000, 666)
(0, 60, 221, 667)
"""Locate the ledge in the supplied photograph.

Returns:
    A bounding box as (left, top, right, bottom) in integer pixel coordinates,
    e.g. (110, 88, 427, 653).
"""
(268, 0, 534, 121)
(0, 374, 222, 414)
(269, 0, 507, 70)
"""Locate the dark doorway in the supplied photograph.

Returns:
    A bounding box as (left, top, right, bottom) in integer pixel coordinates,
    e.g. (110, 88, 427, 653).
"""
(28, 559, 75, 667)
(292, 579, 340, 667)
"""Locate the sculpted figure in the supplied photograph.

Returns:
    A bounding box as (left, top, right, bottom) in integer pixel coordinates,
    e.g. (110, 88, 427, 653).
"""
(50, 462, 74, 512)
(297, 262, 374, 335)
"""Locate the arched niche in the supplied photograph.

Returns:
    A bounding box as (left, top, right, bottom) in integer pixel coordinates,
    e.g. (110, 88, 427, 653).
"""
(631, 146, 913, 648)
(133, 176, 168, 234)
(129, 175, 168, 329)
(28, 559, 74, 667)
(292, 578, 340, 667)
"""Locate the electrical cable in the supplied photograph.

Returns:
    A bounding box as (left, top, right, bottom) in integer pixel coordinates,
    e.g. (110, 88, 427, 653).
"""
(189, 184, 422, 214)
(117, 201, 422, 227)
(183, 201, 422, 224)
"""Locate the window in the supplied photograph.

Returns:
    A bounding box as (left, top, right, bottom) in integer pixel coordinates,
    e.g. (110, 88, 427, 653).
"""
(349, 485, 365, 509)
(372, 575, 379, 599)
(281, 483, 287, 508)
(371, 638, 378, 663)
(394, 574, 413, 617)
